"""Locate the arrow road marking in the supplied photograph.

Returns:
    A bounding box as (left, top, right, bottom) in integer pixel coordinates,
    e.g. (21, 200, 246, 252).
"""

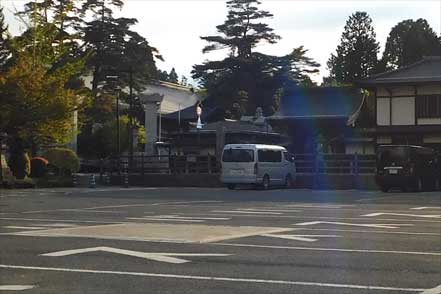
(294, 221, 413, 229)
(0, 285, 35, 291)
(261, 233, 341, 242)
(41, 247, 231, 264)
(362, 213, 441, 219)
(420, 284, 441, 294)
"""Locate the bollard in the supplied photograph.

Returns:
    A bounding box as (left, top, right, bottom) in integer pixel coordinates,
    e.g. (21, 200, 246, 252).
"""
(105, 174, 111, 185)
(89, 174, 96, 188)
(72, 173, 78, 187)
(123, 172, 129, 188)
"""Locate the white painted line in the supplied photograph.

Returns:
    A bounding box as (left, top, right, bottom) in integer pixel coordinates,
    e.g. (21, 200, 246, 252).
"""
(0, 285, 35, 291)
(0, 217, 126, 225)
(126, 217, 204, 223)
(261, 234, 341, 242)
(283, 205, 350, 209)
(152, 215, 231, 221)
(236, 208, 302, 213)
(83, 204, 147, 210)
(60, 209, 124, 213)
(295, 228, 441, 236)
(294, 221, 413, 229)
(411, 207, 441, 210)
(212, 210, 282, 215)
(363, 213, 441, 219)
(420, 284, 441, 294)
(213, 242, 441, 256)
(197, 213, 441, 223)
(152, 201, 223, 206)
(0, 264, 425, 292)
(37, 223, 78, 228)
(4, 226, 47, 230)
(41, 247, 230, 264)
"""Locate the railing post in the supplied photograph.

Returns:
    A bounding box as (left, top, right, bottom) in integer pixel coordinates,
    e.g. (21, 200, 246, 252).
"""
(207, 155, 212, 174)
(185, 156, 189, 174)
(99, 158, 104, 183)
(354, 153, 359, 175)
(141, 154, 144, 178)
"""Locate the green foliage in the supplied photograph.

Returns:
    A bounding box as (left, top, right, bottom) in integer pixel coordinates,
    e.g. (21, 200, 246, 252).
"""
(192, 0, 319, 116)
(78, 115, 145, 158)
(168, 68, 179, 83)
(326, 12, 379, 84)
(0, 22, 89, 148)
(0, 6, 12, 72)
(30, 157, 49, 178)
(44, 148, 80, 175)
(380, 19, 441, 71)
(8, 152, 31, 180)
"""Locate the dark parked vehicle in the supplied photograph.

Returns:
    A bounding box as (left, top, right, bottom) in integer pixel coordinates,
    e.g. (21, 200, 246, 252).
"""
(376, 145, 441, 192)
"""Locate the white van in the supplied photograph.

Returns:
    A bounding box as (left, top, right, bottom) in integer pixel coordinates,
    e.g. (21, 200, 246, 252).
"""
(220, 144, 296, 190)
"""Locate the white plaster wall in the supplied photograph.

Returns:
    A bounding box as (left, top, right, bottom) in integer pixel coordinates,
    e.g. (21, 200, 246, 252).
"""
(377, 98, 390, 125)
(391, 97, 415, 125)
(423, 135, 441, 143)
(417, 85, 441, 95)
(345, 143, 375, 155)
(418, 118, 441, 125)
(377, 136, 392, 144)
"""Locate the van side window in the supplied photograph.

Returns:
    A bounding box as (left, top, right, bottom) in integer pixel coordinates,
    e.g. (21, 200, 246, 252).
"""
(258, 150, 282, 162)
(284, 152, 294, 162)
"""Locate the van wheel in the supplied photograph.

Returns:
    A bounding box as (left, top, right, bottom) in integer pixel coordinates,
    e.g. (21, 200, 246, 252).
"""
(285, 174, 294, 189)
(262, 175, 270, 190)
(227, 184, 236, 190)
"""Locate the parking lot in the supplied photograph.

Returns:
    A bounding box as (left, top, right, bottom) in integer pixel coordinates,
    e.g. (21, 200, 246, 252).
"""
(0, 187, 440, 293)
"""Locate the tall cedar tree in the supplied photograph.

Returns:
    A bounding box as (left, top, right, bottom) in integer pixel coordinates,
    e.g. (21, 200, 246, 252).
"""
(380, 19, 441, 71)
(168, 68, 178, 83)
(327, 12, 379, 84)
(192, 0, 319, 116)
(81, 0, 162, 99)
(0, 6, 11, 71)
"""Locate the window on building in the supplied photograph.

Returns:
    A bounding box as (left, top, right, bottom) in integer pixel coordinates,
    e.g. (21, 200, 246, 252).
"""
(416, 95, 441, 118)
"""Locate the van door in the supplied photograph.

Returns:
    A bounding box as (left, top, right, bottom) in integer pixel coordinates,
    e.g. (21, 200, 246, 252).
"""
(257, 149, 283, 184)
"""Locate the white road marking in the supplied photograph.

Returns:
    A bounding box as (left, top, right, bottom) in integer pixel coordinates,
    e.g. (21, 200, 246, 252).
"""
(60, 209, 124, 213)
(41, 247, 230, 264)
(236, 208, 302, 213)
(37, 223, 78, 227)
(4, 226, 47, 230)
(420, 284, 441, 294)
(294, 221, 413, 229)
(363, 213, 441, 219)
(82, 204, 147, 210)
(150, 215, 231, 221)
(0, 217, 125, 224)
(0, 264, 425, 292)
(152, 201, 223, 206)
(261, 233, 340, 242)
(127, 217, 205, 223)
(0, 285, 35, 290)
(195, 213, 441, 223)
(213, 242, 441, 256)
(411, 207, 441, 210)
(212, 210, 282, 215)
(295, 228, 441, 236)
(283, 204, 350, 209)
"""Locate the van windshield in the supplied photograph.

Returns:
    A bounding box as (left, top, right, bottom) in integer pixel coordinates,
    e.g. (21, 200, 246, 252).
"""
(222, 149, 254, 162)
(377, 146, 409, 166)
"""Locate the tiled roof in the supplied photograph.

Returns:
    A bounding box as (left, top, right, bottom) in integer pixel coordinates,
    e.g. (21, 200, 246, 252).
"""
(357, 56, 441, 85)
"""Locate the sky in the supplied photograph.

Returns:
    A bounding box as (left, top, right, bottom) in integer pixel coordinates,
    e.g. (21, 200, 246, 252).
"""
(2, 0, 441, 85)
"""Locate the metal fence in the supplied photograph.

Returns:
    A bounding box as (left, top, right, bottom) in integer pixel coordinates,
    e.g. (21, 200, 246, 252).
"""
(86, 153, 376, 176)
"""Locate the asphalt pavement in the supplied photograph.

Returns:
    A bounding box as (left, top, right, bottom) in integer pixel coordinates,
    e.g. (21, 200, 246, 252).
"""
(0, 187, 440, 293)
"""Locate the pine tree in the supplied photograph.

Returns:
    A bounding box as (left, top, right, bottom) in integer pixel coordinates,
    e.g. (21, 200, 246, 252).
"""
(192, 0, 319, 115)
(326, 12, 379, 83)
(168, 68, 178, 83)
(380, 19, 441, 71)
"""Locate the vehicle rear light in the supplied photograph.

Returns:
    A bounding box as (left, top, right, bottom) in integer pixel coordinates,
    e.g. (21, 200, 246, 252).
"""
(254, 162, 258, 175)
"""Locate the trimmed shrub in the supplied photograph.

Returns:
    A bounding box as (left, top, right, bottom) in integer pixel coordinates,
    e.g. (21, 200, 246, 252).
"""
(30, 157, 49, 178)
(8, 152, 31, 180)
(43, 148, 80, 175)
